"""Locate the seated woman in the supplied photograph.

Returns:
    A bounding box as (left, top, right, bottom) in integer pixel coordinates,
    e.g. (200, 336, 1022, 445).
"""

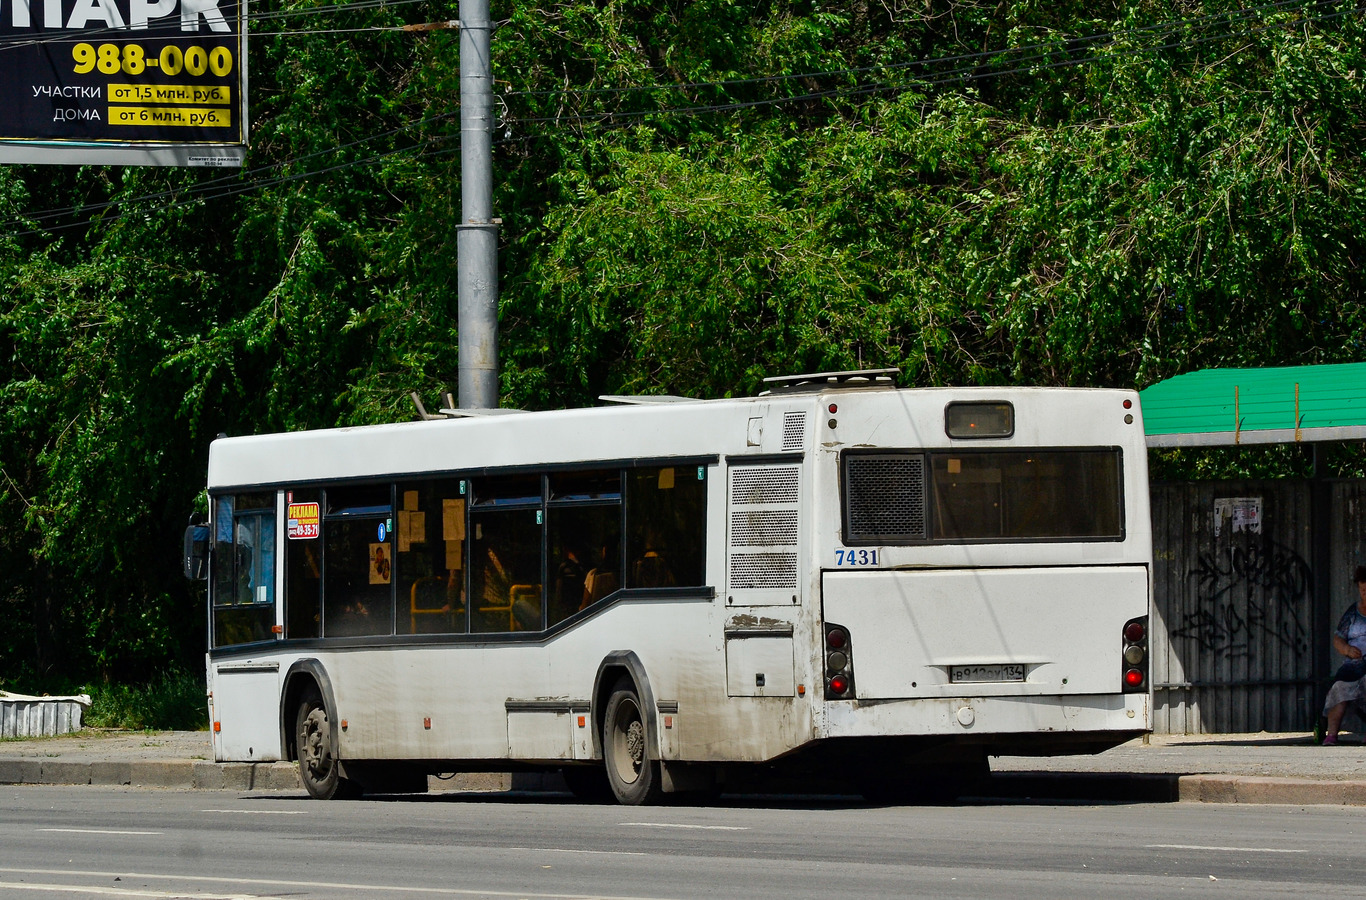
(1321, 565, 1366, 745)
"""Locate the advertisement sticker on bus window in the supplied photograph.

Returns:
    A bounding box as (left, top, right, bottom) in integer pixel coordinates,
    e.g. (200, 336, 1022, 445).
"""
(287, 502, 320, 540)
(369, 543, 391, 584)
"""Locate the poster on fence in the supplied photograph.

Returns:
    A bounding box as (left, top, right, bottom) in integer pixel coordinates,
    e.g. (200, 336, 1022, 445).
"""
(0, 0, 247, 166)
(1213, 497, 1263, 537)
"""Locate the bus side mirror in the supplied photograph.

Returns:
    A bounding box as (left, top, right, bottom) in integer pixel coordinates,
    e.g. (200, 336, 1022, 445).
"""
(184, 524, 210, 580)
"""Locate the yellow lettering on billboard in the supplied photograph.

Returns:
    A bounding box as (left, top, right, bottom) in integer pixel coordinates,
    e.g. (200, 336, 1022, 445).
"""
(108, 106, 232, 127)
(108, 84, 231, 105)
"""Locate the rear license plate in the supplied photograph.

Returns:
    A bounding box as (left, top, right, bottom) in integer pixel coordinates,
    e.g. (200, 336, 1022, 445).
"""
(950, 664, 1025, 683)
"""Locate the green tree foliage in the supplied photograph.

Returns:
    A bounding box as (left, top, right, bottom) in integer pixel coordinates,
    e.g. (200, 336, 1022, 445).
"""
(1, 0, 1363, 684)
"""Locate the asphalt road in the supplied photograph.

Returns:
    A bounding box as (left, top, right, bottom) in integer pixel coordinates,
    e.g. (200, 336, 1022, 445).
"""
(1, 786, 1362, 899)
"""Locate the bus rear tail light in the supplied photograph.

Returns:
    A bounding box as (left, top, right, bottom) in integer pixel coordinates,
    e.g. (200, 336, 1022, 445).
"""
(825, 624, 856, 700)
(1122, 615, 1148, 693)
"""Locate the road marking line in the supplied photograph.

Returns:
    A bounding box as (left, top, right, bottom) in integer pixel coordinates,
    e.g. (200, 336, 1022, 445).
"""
(1146, 844, 1307, 854)
(0, 882, 277, 899)
(37, 829, 162, 836)
(200, 809, 309, 815)
(506, 847, 647, 857)
(618, 822, 749, 831)
(0, 868, 675, 900)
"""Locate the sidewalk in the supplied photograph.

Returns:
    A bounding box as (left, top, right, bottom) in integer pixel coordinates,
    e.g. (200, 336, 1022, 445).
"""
(2, 729, 1364, 804)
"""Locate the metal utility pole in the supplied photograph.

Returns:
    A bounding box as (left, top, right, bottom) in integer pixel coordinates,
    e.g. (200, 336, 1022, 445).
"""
(457, 0, 499, 409)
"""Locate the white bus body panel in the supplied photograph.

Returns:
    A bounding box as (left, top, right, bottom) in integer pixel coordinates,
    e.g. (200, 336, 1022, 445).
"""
(822, 566, 1148, 698)
(209, 662, 282, 761)
(821, 690, 1149, 738)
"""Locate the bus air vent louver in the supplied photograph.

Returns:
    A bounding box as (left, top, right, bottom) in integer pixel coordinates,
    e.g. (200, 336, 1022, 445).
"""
(730, 509, 800, 546)
(730, 467, 799, 505)
(729, 552, 799, 589)
(782, 412, 807, 452)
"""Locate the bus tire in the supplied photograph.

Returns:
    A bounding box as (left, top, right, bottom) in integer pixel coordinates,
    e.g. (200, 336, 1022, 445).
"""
(295, 690, 359, 800)
(603, 676, 663, 805)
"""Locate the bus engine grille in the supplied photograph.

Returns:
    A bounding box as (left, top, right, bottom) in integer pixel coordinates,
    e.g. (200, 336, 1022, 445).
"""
(844, 453, 927, 541)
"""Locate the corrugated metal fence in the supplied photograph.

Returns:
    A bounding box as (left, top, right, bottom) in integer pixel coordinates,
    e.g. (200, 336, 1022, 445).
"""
(1151, 478, 1366, 734)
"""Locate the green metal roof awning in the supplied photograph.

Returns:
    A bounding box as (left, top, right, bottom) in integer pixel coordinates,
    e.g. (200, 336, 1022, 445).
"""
(1139, 363, 1366, 448)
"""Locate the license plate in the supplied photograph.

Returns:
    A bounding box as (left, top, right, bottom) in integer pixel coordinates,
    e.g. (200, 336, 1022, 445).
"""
(950, 664, 1025, 683)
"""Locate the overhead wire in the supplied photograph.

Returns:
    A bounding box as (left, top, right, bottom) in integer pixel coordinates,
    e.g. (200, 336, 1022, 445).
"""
(8, 109, 458, 229)
(0, 0, 442, 51)
(2, 0, 1359, 237)
(505, 0, 1336, 101)
(4, 134, 468, 238)
(505, 0, 1362, 127)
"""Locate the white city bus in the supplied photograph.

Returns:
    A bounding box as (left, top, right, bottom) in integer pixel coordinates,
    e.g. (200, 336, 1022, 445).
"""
(185, 370, 1152, 804)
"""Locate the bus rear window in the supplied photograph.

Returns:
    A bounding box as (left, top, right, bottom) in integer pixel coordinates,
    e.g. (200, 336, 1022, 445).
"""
(843, 449, 1123, 543)
(931, 450, 1122, 540)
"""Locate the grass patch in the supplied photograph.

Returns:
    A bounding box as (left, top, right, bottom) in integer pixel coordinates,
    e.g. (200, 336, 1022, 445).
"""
(84, 670, 208, 731)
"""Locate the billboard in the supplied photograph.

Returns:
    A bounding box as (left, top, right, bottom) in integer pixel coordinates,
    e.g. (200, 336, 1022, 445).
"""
(0, 0, 247, 166)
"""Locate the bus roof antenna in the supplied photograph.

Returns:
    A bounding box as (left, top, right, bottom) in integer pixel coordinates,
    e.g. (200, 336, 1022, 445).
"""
(411, 392, 445, 421)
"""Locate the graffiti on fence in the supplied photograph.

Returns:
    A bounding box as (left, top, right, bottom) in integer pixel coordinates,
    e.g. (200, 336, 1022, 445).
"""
(1171, 538, 1311, 660)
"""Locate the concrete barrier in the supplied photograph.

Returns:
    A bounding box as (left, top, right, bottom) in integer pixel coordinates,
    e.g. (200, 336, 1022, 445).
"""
(0, 693, 90, 738)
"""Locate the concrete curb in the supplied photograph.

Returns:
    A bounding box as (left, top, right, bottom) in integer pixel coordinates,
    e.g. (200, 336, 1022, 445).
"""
(0, 760, 515, 794)
(3, 759, 1365, 805)
(1177, 774, 1366, 805)
(0, 758, 299, 790)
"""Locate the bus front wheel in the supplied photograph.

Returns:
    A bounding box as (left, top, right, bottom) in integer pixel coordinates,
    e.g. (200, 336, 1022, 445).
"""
(295, 691, 359, 800)
(603, 677, 663, 805)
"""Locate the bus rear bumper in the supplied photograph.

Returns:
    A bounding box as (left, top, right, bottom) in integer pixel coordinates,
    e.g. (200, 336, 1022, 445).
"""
(819, 690, 1150, 754)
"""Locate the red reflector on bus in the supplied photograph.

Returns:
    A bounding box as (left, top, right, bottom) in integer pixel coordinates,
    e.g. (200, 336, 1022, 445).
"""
(1124, 668, 1144, 688)
(1123, 399, 1132, 409)
(1124, 622, 1145, 642)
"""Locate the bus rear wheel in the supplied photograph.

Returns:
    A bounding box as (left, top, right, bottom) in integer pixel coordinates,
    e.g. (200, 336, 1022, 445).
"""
(295, 691, 359, 800)
(603, 677, 663, 805)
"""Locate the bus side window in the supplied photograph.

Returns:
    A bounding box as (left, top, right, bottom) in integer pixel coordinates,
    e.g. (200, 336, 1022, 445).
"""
(547, 469, 621, 625)
(470, 475, 542, 633)
(625, 466, 706, 589)
(211, 491, 276, 647)
(395, 480, 467, 635)
(322, 484, 394, 638)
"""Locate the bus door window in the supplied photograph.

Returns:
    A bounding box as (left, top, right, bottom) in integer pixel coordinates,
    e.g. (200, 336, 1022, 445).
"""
(284, 488, 322, 639)
(322, 484, 394, 638)
(547, 470, 621, 624)
(395, 479, 467, 635)
(470, 474, 542, 633)
(211, 491, 276, 647)
(625, 466, 707, 589)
